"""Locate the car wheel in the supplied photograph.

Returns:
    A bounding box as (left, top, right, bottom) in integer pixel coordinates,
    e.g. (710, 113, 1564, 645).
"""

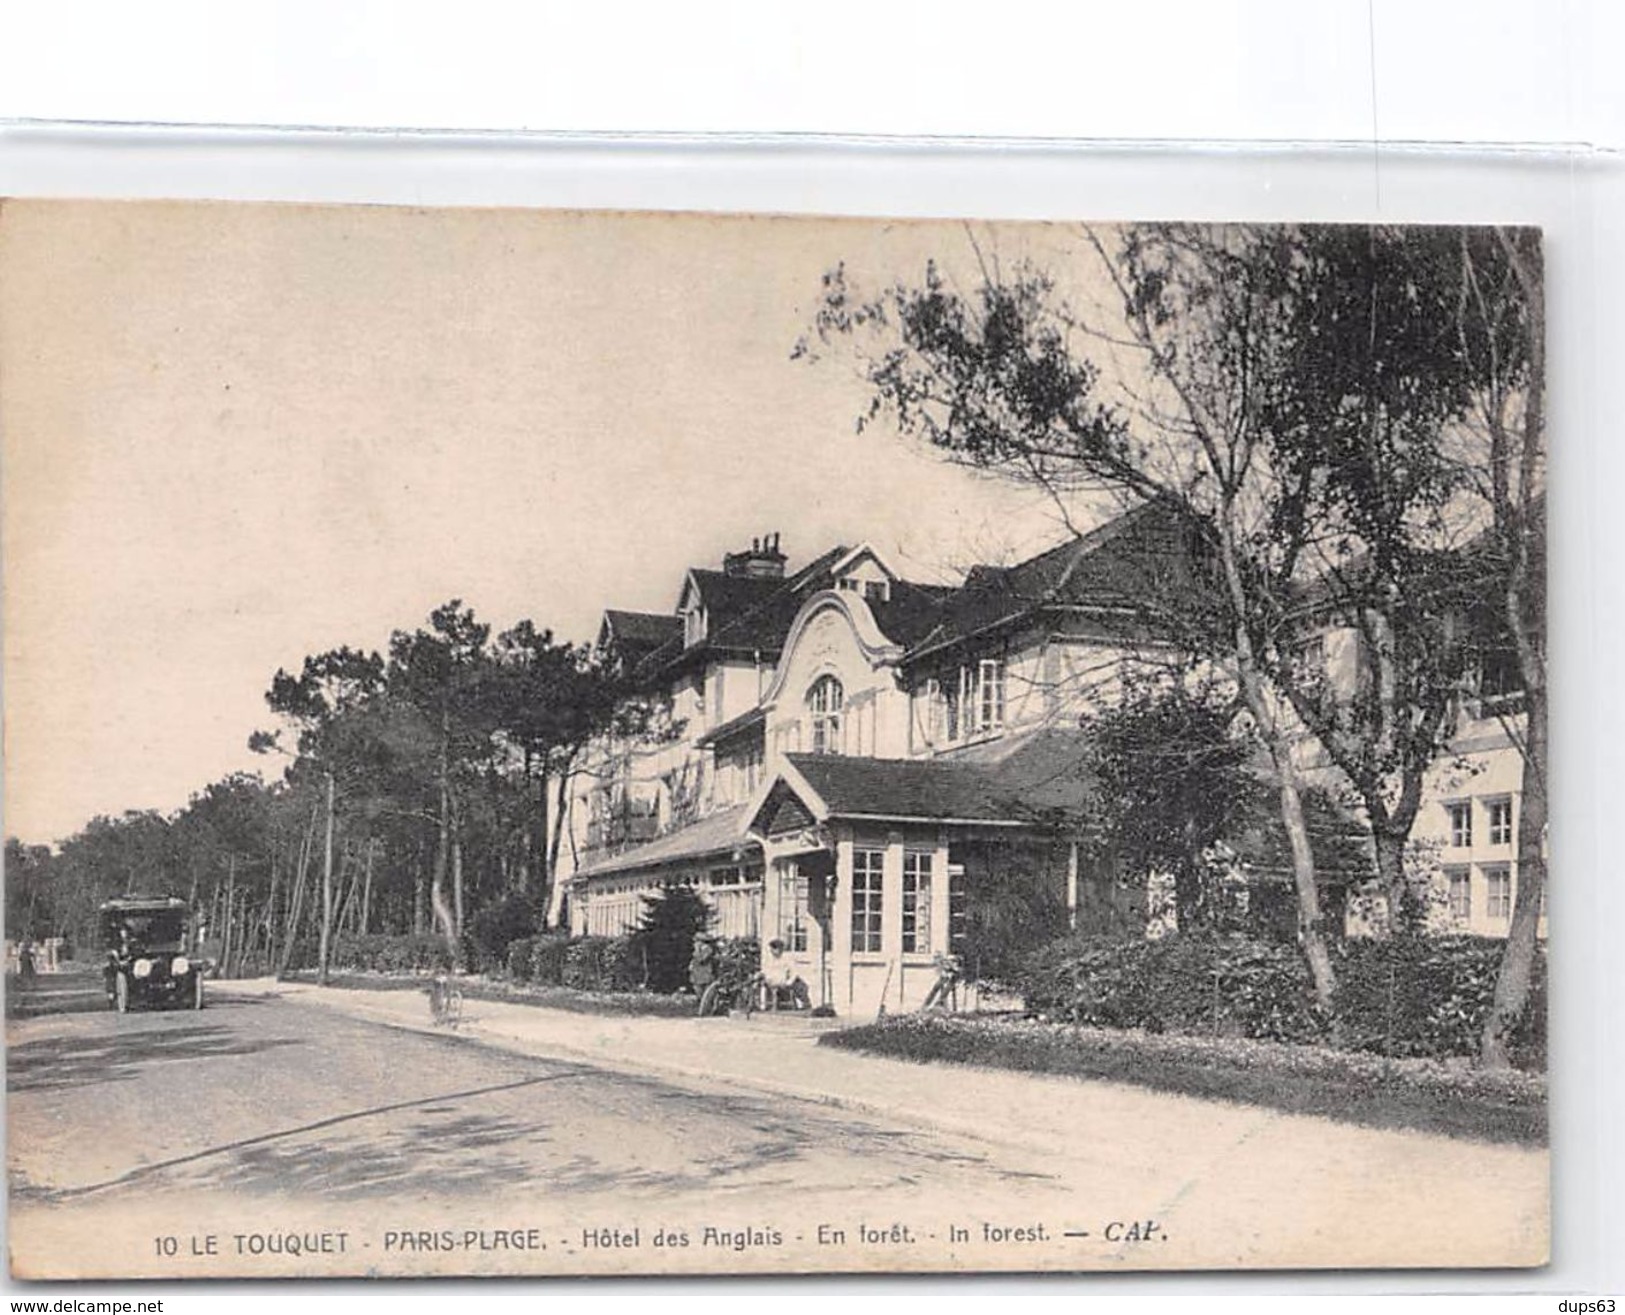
(192, 974, 205, 1010)
(114, 972, 130, 1014)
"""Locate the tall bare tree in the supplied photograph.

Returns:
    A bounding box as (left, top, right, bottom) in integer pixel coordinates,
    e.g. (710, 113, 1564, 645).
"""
(1451, 228, 1546, 1068)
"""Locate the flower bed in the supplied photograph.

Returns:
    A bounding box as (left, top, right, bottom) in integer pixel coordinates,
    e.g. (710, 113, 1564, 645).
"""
(820, 1013, 1546, 1146)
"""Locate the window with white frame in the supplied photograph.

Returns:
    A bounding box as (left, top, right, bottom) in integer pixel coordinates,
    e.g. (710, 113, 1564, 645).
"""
(922, 659, 1007, 747)
(1487, 797, 1513, 847)
(779, 864, 809, 952)
(1484, 865, 1512, 919)
(1446, 867, 1471, 921)
(901, 851, 933, 954)
(1447, 801, 1472, 849)
(940, 676, 961, 743)
(807, 675, 845, 755)
(975, 658, 1006, 734)
(851, 849, 884, 953)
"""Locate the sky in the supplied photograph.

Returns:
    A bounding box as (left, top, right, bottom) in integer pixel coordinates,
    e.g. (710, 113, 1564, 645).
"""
(2, 201, 1116, 845)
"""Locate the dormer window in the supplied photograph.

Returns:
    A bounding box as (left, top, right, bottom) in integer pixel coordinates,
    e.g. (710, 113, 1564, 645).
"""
(830, 545, 895, 604)
(807, 675, 845, 755)
(683, 605, 705, 648)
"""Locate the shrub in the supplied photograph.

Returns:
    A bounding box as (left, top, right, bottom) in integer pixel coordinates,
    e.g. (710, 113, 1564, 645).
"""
(713, 936, 760, 996)
(562, 935, 642, 992)
(1333, 935, 1547, 1068)
(529, 934, 570, 986)
(329, 933, 454, 975)
(465, 894, 542, 974)
(1018, 931, 1323, 1044)
(506, 936, 536, 981)
(1015, 930, 1546, 1067)
(953, 847, 1071, 988)
(629, 884, 714, 993)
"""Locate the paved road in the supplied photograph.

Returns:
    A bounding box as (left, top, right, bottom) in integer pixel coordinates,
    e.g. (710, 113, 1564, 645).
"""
(7, 974, 1091, 1278)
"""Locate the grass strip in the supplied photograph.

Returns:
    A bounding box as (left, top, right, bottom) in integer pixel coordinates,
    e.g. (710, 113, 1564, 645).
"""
(820, 1014, 1546, 1147)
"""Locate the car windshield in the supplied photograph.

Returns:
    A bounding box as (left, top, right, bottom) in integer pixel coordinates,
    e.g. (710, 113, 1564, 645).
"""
(109, 911, 186, 953)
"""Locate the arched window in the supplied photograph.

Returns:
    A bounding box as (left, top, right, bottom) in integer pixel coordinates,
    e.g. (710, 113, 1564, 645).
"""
(806, 675, 845, 755)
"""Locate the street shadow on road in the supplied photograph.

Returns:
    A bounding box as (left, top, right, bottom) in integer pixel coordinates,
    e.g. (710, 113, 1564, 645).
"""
(159, 1075, 1050, 1204)
(6, 977, 109, 1019)
(7, 1024, 305, 1093)
(6, 977, 276, 1021)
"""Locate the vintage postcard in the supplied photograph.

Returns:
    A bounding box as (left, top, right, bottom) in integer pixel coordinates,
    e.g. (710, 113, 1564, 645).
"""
(2, 201, 1548, 1280)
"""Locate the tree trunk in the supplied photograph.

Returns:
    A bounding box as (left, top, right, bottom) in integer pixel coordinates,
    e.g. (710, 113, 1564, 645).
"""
(451, 821, 466, 942)
(360, 839, 374, 936)
(279, 801, 318, 977)
(318, 770, 335, 987)
(543, 765, 573, 928)
(1481, 681, 1548, 1067)
(1478, 228, 1547, 1070)
(1371, 824, 1413, 935)
(1217, 507, 1337, 1016)
(429, 714, 458, 958)
(265, 846, 281, 973)
(221, 854, 237, 980)
(413, 853, 427, 936)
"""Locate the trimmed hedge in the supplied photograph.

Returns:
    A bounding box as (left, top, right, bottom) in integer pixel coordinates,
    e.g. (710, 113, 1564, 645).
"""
(503, 933, 587, 985)
(328, 933, 454, 975)
(562, 935, 644, 993)
(529, 934, 571, 986)
(1020, 932, 1321, 1044)
(1016, 932, 1545, 1067)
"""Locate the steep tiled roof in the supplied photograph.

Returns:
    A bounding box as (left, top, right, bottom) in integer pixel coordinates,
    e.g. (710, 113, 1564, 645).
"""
(868, 580, 955, 647)
(901, 500, 1214, 665)
(602, 609, 681, 649)
(573, 805, 756, 880)
(686, 570, 785, 620)
(780, 733, 1097, 827)
(636, 546, 852, 678)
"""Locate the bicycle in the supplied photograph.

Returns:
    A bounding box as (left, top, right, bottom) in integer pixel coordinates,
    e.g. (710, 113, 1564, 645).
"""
(920, 953, 963, 1012)
(697, 971, 798, 1017)
(427, 971, 464, 1027)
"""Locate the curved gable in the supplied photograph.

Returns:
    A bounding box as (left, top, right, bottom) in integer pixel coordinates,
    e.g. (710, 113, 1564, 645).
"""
(760, 592, 903, 710)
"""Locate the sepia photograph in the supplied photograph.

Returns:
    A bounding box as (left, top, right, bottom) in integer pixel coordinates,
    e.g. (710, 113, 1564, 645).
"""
(2, 201, 1548, 1280)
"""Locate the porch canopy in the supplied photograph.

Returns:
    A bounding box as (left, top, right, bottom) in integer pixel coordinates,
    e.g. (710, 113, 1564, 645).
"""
(572, 803, 758, 880)
(747, 728, 1098, 836)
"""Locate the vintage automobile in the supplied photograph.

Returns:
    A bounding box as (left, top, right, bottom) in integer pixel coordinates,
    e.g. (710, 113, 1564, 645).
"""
(100, 896, 204, 1012)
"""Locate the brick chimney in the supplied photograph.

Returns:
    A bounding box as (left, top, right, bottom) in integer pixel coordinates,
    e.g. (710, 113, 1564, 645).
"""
(723, 532, 787, 579)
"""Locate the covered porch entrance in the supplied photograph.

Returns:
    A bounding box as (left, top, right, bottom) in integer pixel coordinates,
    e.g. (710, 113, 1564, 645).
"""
(747, 752, 1091, 1018)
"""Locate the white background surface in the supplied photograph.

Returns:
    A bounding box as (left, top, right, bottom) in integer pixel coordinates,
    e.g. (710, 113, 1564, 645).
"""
(0, 0, 1622, 146)
(1, 1, 1621, 1307)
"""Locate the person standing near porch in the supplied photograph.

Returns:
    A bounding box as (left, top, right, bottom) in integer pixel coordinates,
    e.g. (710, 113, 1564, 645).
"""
(690, 936, 720, 1015)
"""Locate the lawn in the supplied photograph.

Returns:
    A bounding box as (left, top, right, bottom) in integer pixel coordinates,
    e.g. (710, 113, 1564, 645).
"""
(820, 1013, 1547, 1146)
